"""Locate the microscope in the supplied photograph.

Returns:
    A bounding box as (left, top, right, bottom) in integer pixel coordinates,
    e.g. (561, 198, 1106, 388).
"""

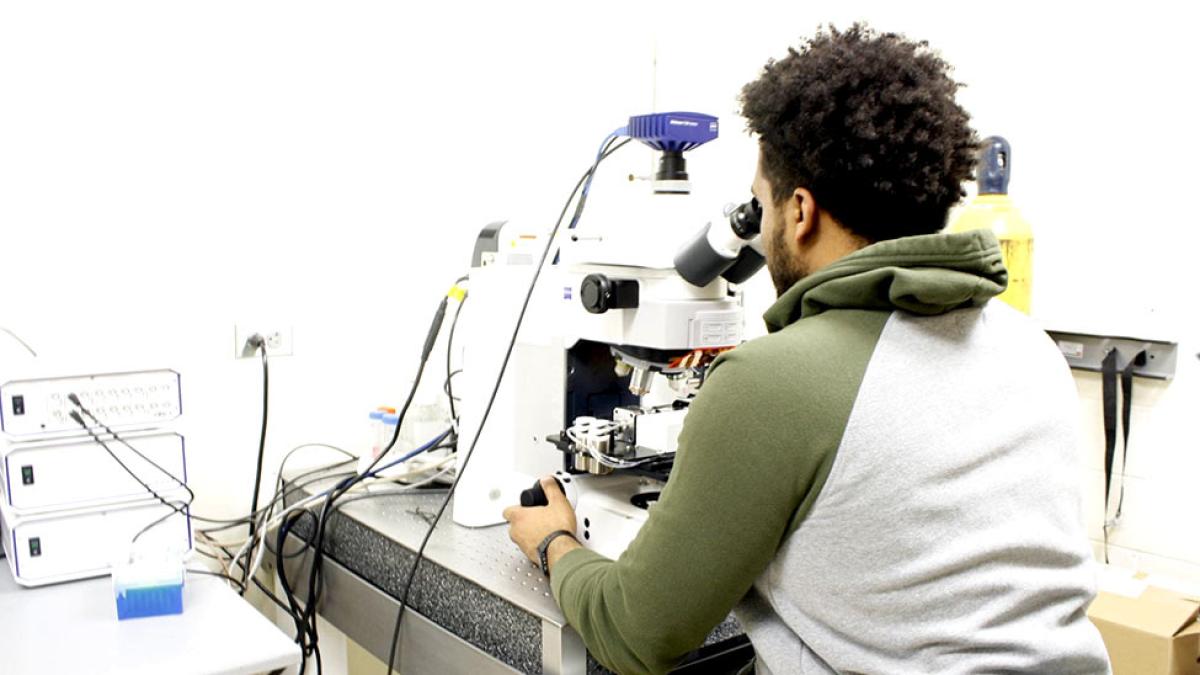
(452, 113, 764, 559)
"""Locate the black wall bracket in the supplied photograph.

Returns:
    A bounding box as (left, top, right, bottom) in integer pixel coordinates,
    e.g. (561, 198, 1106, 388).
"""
(1045, 330, 1178, 380)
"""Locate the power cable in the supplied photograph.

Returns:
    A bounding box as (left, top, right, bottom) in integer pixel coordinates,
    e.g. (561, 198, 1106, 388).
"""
(383, 136, 631, 674)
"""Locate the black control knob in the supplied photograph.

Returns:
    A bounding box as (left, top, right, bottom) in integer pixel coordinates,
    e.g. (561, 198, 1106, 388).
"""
(520, 477, 563, 507)
(580, 274, 639, 314)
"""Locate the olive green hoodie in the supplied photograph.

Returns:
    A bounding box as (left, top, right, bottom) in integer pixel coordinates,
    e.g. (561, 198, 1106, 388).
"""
(552, 231, 1109, 675)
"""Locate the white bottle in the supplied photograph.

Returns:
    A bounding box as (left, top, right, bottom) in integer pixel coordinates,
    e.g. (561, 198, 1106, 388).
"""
(358, 410, 386, 475)
(375, 413, 401, 475)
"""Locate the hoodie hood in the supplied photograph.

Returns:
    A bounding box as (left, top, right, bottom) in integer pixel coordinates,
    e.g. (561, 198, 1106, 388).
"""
(763, 230, 1008, 332)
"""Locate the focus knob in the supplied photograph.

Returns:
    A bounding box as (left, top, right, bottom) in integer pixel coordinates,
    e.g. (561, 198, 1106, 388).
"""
(580, 274, 639, 314)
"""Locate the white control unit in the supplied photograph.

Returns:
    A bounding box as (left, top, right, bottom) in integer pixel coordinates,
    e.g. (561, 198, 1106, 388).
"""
(569, 474, 657, 561)
(0, 431, 186, 513)
(0, 369, 182, 438)
(0, 491, 192, 586)
(0, 366, 191, 587)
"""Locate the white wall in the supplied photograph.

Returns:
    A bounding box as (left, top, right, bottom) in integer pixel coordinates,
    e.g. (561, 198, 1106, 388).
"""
(0, 1, 656, 524)
(1, 0, 1196, 637)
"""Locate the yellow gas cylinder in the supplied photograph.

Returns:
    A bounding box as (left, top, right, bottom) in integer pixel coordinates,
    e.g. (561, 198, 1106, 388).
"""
(949, 136, 1033, 314)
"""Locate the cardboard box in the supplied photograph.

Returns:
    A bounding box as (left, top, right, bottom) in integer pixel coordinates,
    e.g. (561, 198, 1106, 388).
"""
(1089, 581, 1200, 674)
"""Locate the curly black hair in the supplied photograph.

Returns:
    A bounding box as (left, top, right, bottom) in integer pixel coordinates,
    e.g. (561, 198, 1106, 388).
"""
(740, 23, 978, 242)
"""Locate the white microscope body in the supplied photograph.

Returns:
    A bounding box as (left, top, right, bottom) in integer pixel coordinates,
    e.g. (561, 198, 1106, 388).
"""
(452, 115, 764, 559)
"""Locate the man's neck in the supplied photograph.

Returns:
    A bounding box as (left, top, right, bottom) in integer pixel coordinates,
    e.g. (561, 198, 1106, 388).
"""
(806, 212, 870, 273)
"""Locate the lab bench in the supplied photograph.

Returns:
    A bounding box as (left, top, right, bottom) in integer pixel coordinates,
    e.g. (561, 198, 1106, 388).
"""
(0, 567, 300, 675)
(279, 472, 750, 674)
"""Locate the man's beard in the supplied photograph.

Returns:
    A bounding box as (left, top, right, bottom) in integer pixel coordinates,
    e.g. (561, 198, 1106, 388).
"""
(766, 219, 809, 297)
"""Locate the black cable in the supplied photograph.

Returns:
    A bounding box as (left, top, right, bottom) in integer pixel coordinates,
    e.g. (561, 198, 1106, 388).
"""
(72, 398, 294, 540)
(264, 444, 454, 560)
(198, 469, 356, 536)
(229, 336, 275, 596)
(277, 510, 320, 659)
(67, 410, 190, 543)
(383, 137, 632, 674)
(255, 460, 454, 673)
(443, 370, 462, 402)
(250, 572, 295, 616)
(75, 400, 202, 542)
(266, 479, 453, 571)
(445, 278, 468, 423)
(202, 473, 357, 572)
(259, 470, 366, 560)
(71, 372, 350, 540)
(370, 296, 450, 476)
(186, 568, 247, 591)
(197, 467, 356, 535)
(247, 459, 357, 669)
(200, 540, 299, 623)
(192, 545, 225, 562)
(285, 292, 456, 675)
(247, 335, 270, 548)
(331, 485, 450, 515)
(77, 421, 344, 666)
(132, 502, 187, 543)
(288, 424, 452, 671)
(553, 134, 623, 265)
(246, 444, 357, 529)
(73, 393, 342, 651)
(73, 415, 352, 672)
(72, 396, 195, 501)
(565, 134, 621, 231)
(277, 509, 322, 675)
(267, 527, 326, 560)
(197, 444, 356, 533)
(67, 397, 275, 535)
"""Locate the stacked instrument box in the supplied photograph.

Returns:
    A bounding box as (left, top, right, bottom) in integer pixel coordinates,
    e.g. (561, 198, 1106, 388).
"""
(0, 369, 192, 586)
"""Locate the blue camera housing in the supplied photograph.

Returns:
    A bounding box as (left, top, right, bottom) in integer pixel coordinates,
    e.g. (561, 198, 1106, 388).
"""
(626, 112, 719, 153)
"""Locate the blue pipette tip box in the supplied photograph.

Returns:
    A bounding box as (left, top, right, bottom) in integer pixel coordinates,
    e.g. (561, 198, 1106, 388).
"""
(112, 551, 185, 620)
(115, 581, 184, 620)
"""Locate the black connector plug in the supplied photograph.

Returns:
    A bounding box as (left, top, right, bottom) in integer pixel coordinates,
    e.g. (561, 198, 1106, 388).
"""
(68, 409, 86, 427)
(238, 333, 268, 358)
(422, 300, 448, 362)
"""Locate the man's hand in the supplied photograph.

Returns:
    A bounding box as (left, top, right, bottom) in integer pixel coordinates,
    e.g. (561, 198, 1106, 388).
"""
(503, 476, 581, 570)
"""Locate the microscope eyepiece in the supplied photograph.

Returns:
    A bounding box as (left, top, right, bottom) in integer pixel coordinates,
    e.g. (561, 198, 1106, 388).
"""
(728, 198, 762, 239)
(673, 197, 765, 287)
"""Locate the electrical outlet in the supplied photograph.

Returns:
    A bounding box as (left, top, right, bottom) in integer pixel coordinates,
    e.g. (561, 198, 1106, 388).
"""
(234, 324, 293, 358)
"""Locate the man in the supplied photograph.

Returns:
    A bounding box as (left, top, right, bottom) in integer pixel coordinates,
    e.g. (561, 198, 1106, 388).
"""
(504, 24, 1109, 675)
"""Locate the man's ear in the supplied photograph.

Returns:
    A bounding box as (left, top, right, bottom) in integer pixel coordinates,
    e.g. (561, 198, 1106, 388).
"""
(789, 187, 818, 245)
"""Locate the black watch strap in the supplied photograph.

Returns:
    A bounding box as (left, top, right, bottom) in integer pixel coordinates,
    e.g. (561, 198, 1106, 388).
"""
(537, 530, 576, 577)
